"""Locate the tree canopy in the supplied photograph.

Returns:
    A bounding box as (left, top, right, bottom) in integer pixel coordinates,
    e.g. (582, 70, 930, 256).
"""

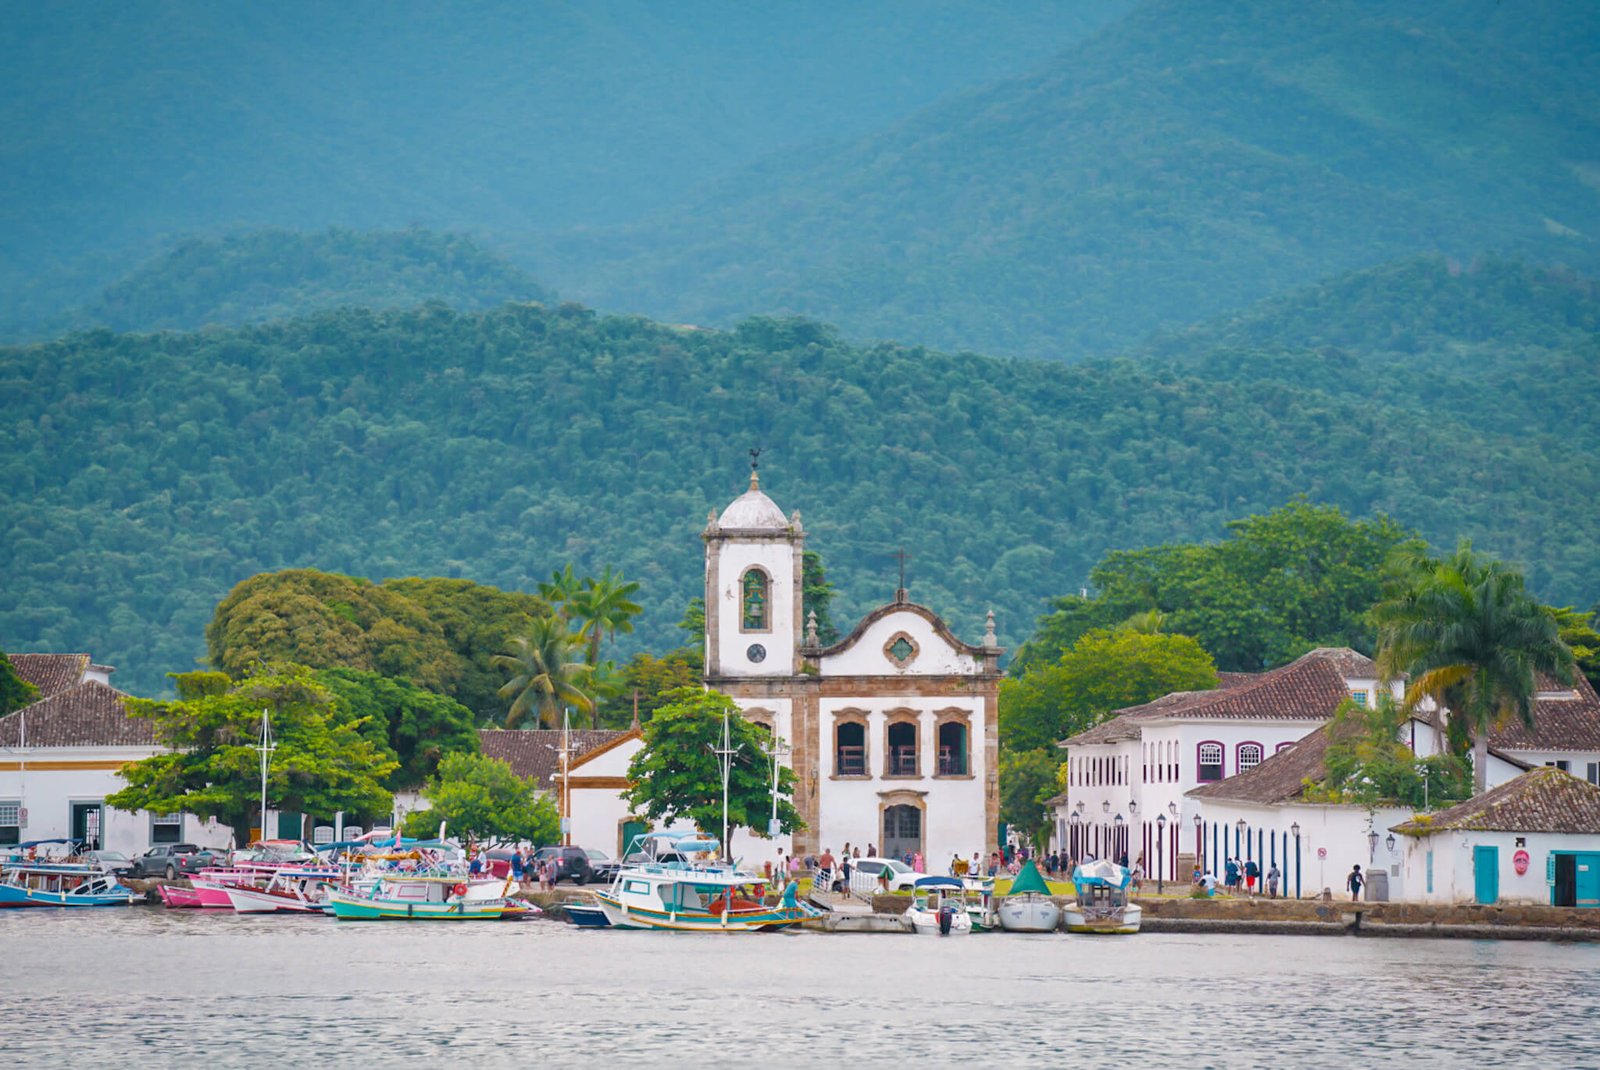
(400, 751, 560, 846)
(312, 667, 480, 790)
(106, 666, 396, 844)
(0, 652, 39, 716)
(1001, 627, 1218, 754)
(622, 688, 802, 851)
(1305, 697, 1472, 810)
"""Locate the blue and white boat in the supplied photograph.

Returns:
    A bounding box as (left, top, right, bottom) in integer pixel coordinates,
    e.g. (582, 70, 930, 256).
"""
(905, 875, 972, 935)
(593, 835, 821, 932)
(1064, 859, 1142, 934)
(0, 856, 138, 908)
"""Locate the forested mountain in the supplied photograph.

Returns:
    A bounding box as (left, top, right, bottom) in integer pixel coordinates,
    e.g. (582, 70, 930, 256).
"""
(37, 229, 551, 337)
(3, 290, 1597, 698)
(0, 1, 1126, 336)
(528, 0, 1600, 359)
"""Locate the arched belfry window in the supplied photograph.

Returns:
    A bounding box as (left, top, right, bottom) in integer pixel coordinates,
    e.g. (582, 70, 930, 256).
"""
(741, 568, 770, 631)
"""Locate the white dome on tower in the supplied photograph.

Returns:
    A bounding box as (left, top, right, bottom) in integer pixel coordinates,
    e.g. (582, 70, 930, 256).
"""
(717, 473, 788, 530)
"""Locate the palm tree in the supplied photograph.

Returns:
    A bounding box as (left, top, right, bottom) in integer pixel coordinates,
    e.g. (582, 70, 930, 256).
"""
(492, 616, 594, 729)
(538, 564, 584, 624)
(568, 566, 643, 669)
(1373, 540, 1576, 794)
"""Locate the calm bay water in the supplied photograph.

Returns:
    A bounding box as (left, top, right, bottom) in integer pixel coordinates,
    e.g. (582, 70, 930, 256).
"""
(4, 908, 1598, 1067)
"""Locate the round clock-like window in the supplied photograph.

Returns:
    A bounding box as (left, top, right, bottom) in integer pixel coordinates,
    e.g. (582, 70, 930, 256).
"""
(746, 643, 767, 663)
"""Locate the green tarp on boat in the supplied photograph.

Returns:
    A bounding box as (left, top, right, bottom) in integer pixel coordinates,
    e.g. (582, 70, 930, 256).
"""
(1008, 859, 1051, 896)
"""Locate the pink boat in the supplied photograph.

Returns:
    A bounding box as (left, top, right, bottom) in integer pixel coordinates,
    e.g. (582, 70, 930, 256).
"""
(156, 884, 207, 908)
(187, 864, 281, 907)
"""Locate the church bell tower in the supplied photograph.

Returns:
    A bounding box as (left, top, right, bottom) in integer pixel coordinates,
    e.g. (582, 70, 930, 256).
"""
(702, 465, 804, 678)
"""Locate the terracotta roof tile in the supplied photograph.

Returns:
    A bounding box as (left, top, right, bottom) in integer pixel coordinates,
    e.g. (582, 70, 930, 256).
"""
(8, 654, 90, 699)
(1059, 648, 1361, 748)
(1487, 673, 1600, 752)
(478, 728, 632, 788)
(0, 681, 155, 747)
(1185, 722, 1342, 805)
(1392, 767, 1600, 836)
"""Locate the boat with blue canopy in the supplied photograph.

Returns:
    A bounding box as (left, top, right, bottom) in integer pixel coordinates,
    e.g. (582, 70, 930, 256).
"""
(0, 842, 138, 908)
(905, 875, 972, 935)
(1064, 859, 1142, 934)
(592, 834, 821, 932)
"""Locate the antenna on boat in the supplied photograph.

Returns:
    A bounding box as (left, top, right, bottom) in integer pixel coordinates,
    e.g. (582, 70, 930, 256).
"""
(255, 708, 276, 845)
(708, 704, 740, 861)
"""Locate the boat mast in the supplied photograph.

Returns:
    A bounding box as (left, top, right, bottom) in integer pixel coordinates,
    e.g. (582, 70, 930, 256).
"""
(709, 703, 740, 860)
(255, 708, 276, 843)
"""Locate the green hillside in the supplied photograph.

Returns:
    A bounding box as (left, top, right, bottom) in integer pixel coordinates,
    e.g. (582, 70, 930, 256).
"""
(45, 229, 551, 336)
(0, 2, 1126, 336)
(528, 0, 1600, 359)
(3, 293, 1596, 697)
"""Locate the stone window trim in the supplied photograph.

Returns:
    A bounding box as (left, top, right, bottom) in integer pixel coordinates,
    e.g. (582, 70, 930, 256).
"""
(933, 707, 974, 779)
(877, 792, 928, 864)
(831, 708, 871, 779)
(739, 566, 773, 634)
(742, 706, 777, 737)
(882, 707, 921, 779)
(883, 630, 921, 670)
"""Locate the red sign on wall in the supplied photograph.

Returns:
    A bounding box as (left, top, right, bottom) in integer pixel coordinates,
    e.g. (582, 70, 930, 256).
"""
(1513, 849, 1530, 875)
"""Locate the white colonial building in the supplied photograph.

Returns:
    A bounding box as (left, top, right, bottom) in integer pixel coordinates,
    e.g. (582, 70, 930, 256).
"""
(703, 472, 1002, 865)
(0, 654, 230, 854)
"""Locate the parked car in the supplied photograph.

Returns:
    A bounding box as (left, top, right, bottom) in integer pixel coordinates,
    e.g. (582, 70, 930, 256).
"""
(531, 845, 595, 885)
(127, 844, 226, 880)
(585, 849, 622, 883)
(85, 850, 134, 878)
(848, 857, 926, 893)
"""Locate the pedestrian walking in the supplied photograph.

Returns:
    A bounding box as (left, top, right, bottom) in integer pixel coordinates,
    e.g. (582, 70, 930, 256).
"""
(1244, 858, 1259, 897)
(1347, 864, 1364, 902)
(1266, 862, 1281, 898)
(1224, 857, 1240, 895)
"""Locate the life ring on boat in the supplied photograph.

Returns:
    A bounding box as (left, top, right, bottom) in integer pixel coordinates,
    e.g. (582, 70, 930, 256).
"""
(452, 883, 468, 897)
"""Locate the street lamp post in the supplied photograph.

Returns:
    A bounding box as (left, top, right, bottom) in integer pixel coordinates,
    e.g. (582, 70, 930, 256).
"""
(760, 735, 792, 838)
(1291, 821, 1302, 899)
(1069, 810, 1082, 863)
(1193, 813, 1203, 875)
(1113, 812, 1124, 863)
(1155, 813, 1167, 895)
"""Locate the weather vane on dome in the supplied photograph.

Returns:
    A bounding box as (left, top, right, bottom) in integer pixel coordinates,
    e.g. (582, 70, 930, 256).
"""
(749, 446, 762, 472)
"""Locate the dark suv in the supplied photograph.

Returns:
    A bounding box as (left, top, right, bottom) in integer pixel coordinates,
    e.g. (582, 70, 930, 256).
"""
(532, 845, 595, 885)
(127, 843, 225, 880)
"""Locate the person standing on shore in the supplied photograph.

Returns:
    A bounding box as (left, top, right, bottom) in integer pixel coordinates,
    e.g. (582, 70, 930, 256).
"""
(1244, 858, 1259, 897)
(1224, 857, 1240, 895)
(1347, 864, 1364, 902)
(841, 851, 853, 898)
(1266, 862, 1281, 898)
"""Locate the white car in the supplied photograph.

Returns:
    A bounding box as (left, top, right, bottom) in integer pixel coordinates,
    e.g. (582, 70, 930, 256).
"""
(848, 857, 926, 893)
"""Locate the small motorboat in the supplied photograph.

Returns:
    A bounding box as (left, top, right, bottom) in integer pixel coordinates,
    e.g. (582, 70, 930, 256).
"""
(995, 859, 1060, 932)
(327, 875, 511, 921)
(225, 866, 342, 913)
(905, 875, 972, 935)
(592, 834, 821, 932)
(1064, 859, 1142, 934)
(564, 898, 611, 928)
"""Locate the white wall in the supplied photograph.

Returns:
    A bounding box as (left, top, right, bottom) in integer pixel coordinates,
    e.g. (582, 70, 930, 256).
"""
(0, 748, 231, 854)
(1397, 829, 1589, 905)
(711, 540, 797, 676)
(1190, 798, 1410, 899)
(820, 609, 981, 677)
(813, 694, 987, 867)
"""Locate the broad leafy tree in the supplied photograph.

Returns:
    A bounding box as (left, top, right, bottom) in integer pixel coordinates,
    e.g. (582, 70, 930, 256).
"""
(1001, 627, 1218, 753)
(493, 615, 594, 728)
(999, 748, 1062, 854)
(596, 649, 702, 727)
(400, 752, 560, 846)
(313, 667, 480, 789)
(106, 666, 396, 845)
(1373, 541, 1576, 793)
(622, 688, 803, 853)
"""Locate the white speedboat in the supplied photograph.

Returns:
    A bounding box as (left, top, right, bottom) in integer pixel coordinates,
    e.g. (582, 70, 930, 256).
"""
(905, 875, 972, 935)
(996, 859, 1060, 932)
(225, 865, 342, 913)
(1064, 859, 1142, 934)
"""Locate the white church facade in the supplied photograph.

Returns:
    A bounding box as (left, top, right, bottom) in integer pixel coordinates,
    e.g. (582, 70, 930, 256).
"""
(702, 473, 1002, 865)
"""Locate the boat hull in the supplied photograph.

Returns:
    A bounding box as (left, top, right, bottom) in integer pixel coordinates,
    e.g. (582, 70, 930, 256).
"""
(996, 896, 1061, 933)
(326, 892, 506, 921)
(225, 886, 325, 914)
(157, 885, 208, 908)
(565, 902, 611, 928)
(593, 892, 816, 932)
(0, 883, 135, 908)
(1062, 903, 1142, 934)
(907, 908, 973, 935)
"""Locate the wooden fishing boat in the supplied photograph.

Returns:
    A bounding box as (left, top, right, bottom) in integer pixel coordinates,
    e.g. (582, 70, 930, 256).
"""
(1063, 859, 1142, 934)
(225, 866, 342, 913)
(326, 875, 509, 921)
(592, 836, 820, 932)
(0, 861, 138, 907)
